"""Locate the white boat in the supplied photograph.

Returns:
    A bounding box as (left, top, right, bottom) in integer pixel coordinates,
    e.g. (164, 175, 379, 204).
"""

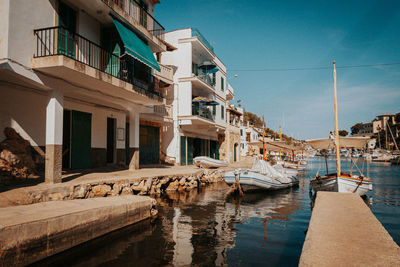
(276, 160, 306, 171)
(305, 62, 372, 196)
(371, 153, 394, 162)
(273, 163, 298, 176)
(193, 156, 228, 168)
(224, 158, 298, 191)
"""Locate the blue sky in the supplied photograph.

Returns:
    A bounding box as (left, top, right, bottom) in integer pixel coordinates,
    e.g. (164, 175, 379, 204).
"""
(156, 0, 400, 139)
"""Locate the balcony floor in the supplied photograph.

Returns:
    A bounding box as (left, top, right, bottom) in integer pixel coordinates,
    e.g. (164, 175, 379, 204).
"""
(32, 55, 163, 106)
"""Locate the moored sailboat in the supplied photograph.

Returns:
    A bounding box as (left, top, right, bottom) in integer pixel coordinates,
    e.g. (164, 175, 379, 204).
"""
(306, 61, 373, 196)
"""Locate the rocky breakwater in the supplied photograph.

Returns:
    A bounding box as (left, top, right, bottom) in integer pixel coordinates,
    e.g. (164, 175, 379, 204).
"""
(1, 169, 225, 209)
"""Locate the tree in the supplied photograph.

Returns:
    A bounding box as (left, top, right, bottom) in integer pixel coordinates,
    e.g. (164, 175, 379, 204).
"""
(395, 113, 400, 124)
(243, 112, 262, 128)
(350, 123, 363, 135)
(338, 130, 348, 137)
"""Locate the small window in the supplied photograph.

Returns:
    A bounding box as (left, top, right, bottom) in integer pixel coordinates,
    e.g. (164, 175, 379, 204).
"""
(213, 105, 216, 116)
(221, 106, 224, 119)
(221, 77, 224, 91)
(240, 129, 243, 136)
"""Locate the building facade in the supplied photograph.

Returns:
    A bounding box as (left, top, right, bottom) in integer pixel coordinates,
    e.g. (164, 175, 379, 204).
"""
(0, 0, 173, 182)
(221, 84, 243, 163)
(161, 28, 227, 165)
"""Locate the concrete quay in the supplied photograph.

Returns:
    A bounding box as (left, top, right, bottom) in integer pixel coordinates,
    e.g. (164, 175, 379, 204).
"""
(0, 195, 155, 267)
(300, 192, 400, 266)
(0, 158, 252, 208)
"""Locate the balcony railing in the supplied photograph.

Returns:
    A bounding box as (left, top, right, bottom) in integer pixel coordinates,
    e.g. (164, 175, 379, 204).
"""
(196, 74, 215, 87)
(192, 103, 214, 121)
(154, 105, 172, 117)
(154, 63, 173, 83)
(104, 0, 165, 40)
(192, 28, 214, 53)
(33, 26, 162, 102)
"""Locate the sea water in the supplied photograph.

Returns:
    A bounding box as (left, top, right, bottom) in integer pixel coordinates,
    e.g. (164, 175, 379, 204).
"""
(35, 158, 400, 266)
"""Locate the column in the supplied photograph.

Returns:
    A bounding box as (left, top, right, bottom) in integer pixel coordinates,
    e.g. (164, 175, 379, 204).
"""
(128, 111, 140, 170)
(45, 89, 63, 183)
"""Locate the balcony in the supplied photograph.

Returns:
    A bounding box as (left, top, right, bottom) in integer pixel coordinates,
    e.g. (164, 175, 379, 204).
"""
(154, 63, 173, 85)
(103, 0, 164, 40)
(32, 26, 162, 103)
(196, 73, 215, 87)
(192, 103, 214, 121)
(192, 28, 214, 53)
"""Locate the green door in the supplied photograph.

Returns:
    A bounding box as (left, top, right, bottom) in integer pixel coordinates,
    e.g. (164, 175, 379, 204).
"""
(107, 118, 116, 163)
(101, 27, 121, 76)
(210, 140, 220, 160)
(187, 137, 194, 165)
(139, 125, 159, 165)
(71, 111, 91, 169)
(125, 122, 130, 165)
(180, 136, 186, 166)
(58, 1, 76, 58)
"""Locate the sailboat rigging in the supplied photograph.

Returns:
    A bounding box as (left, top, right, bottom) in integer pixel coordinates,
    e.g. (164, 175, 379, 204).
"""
(306, 61, 373, 196)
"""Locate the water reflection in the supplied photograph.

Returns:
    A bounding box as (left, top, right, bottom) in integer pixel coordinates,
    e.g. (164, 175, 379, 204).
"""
(34, 158, 400, 266)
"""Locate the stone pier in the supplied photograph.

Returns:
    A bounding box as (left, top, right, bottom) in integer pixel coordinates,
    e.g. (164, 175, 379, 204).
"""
(0, 195, 155, 266)
(300, 192, 400, 266)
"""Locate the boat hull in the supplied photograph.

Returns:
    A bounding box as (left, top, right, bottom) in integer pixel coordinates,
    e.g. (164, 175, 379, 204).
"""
(224, 170, 298, 191)
(193, 156, 228, 168)
(310, 174, 372, 196)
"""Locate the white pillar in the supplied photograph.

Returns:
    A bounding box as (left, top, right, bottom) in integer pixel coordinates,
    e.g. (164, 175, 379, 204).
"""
(45, 89, 63, 183)
(128, 111, 139, 169)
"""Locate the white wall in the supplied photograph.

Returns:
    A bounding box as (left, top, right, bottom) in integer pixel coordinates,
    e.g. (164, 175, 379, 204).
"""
(78, 10, 101, 45)
(0, 0, 10, 59)
(8, 0, 55, 67)
(65, 101, 126, 149)
(0, 85, 47, 146)
(0, 84, 127, 150)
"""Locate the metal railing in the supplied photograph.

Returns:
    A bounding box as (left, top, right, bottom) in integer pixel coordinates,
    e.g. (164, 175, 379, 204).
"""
(33, 26, 162, 102)
(105, 0, 165, 40)
(192, 104, 215, 121)
(197, 74, 215, 87)
(192, 28, 214, 53)
(154, 105, 172, 117)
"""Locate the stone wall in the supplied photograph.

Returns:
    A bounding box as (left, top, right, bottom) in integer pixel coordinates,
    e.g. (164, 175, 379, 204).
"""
(5, 169, 225, 207)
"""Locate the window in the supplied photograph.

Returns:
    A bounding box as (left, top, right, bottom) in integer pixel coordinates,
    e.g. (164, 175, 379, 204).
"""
(240, 129, 243, 136)
(221, 106, 224, 120)
(213, 105, 216, 116)
(212, 73, 216, 85)
(221, 77, 224, 91)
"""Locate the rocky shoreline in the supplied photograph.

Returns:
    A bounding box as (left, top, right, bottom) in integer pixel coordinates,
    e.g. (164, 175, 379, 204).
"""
(1, 168, 225, 208)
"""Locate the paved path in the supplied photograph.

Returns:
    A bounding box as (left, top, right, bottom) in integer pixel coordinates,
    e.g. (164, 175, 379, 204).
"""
(300, 192, 400, 266)
(0, 158, 253, 207)
(0, 195, 154, 266)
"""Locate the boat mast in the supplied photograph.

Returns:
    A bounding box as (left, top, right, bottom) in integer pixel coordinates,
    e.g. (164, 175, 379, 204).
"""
(279, 127, 282, 161)
(333, 61, 341, 176)
(262, 116, 266, 160)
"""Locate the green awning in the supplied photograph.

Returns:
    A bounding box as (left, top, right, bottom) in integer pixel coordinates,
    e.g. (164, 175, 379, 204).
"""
(112, 18, 160, 72)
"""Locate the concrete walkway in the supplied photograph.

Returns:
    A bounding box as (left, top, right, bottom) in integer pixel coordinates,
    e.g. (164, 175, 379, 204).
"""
(0, 158, 253, 207)
(300, 192, 400, 266)
(0, 195, 155, 267)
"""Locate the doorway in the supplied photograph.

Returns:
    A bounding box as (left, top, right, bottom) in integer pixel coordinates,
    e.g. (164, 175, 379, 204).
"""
(107, 117, 116, 163)
(63, 110, 92, 169)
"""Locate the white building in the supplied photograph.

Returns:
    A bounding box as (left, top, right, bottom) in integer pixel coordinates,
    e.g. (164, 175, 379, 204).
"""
(0, 0, 174, 182)
(222, 83, 243, 163)
(240, 122, 262, 156)
(161, 28, 227, 165)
